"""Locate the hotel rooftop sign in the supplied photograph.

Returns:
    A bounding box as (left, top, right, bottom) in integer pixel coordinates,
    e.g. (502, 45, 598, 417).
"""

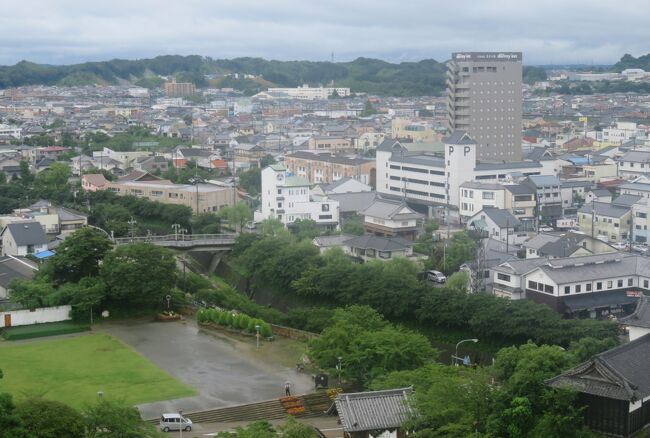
(452, 52, 522, 61)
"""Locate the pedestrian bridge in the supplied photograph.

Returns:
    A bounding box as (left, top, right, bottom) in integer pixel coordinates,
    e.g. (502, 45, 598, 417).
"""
(112, 233, 237, 249)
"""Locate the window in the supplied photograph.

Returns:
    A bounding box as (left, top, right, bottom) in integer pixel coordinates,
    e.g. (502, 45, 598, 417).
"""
(528, 280, 538, 290)
(497, 273, 511, 282)
(586, 283, 592, 292)
(564, 286, 570, 295)
(645, 280, 649, 289)
(321, 204, 330, 212)
(482, 191, 495, 200)
(378, 251, 391, 259)
(544, 284, 554, 294)
(607, 280, 613, 289)
(628, 278, 633, 286)
(277, 189, 282, 195)
(597, 282, 602, 290)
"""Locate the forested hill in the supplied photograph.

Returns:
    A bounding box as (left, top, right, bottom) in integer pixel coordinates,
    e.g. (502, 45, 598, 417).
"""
(612, 53, 650, 72)
(0, 55, 449, 96)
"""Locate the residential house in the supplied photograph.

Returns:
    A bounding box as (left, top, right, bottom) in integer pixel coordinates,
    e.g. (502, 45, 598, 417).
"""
(466, 207, 525, 245)
(585, 188, 613, 204)
(617, 150, 650, 179)
(578, 201, 632, 242)
(523, 175, 564, 221)
(1, 222, 48, 256)
(81, 173, 108, 192)
(344, 235, 414, 262)
(522, 232, 617, 259)
(0, 256, 38, 299)
(361, 198, 423, 240)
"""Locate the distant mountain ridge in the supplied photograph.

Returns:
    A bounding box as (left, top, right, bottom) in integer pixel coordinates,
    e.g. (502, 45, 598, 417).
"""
(0, 55, 448, 96)
(1, 53, 642, 96)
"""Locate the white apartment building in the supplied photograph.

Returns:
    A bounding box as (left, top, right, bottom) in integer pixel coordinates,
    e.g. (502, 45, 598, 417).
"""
(376, 133, 548, 222)
(617, 150, 650, 179)
(0, 124, 22, 139)
(603, 122, 646, 145)
(255, 164, 339, 227)
(266, 85, 350, 100)
(459, 182, 507, 218)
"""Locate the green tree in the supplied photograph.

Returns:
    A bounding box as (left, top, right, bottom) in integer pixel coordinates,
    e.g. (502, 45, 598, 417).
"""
(45, 228, 112, 285)
(15, 398, 85, 438)
(309, 306, 436, 386)
(192, 212, 221, 234)
(428, 231, 476, 275)
(100, 243, 177, 309)
(33, 162, 71, 200)
(9, 279, 55, 308)
(216, 420, 276, 437)
(372, 364, 494, 436)
(0, 393, 27, 437)
(219, 202, 252, 232)
(341, 214, 364, 236)
(84, 399, 159, 438)
(290, 219, 321, 240)
(258, 218, 286, 237)
(276, 416, 317, 438)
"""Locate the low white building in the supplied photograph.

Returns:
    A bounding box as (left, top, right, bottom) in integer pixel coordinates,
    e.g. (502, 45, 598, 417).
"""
(255, 164, 339, 228)
(265, 85, 350, 100)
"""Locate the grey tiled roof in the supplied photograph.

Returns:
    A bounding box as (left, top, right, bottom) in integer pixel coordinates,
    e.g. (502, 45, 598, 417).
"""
(0, 256, 37, 289)
(547, 333, 650, 401)
(362, 199, 424, 221)
(526, 175, 561, 187)
(523, 233, 561, 250)
(328, 192, 378, 214)
(474, 161, 542, 171)
(534, 253, 650, 284)
(344, 235, 413, 252)
(619, 150, 650, 163)
(578, 201, 630, 218)
(619, 295, 650, 329)
(478, 207, 521, 228)
(612, 194, 643, 207)
(504, 184, 535, 195)
(4, 222, 48, 246)
(335, 387, 414, 433)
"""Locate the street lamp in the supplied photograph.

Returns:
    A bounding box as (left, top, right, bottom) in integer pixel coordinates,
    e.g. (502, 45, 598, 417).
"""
(179, 409, 183, 438)
(337, 356, 342, 387)
(255, 324, 261, 350)
(453, 338, 478, 366)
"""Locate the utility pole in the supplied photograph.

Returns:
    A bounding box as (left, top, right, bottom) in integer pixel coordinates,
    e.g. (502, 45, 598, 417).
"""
(591, 197, 595, 240)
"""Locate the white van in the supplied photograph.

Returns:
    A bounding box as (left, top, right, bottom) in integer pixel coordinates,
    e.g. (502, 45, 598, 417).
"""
(426, 270, 447, 284)
(160, 413, 192, 432)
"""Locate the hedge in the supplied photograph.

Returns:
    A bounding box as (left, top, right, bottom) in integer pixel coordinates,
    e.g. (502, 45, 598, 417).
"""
(0, 322, 90, 341)
(197, 308, 272, 337)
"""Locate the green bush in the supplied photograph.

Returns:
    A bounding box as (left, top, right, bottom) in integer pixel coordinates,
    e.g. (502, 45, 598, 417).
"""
(224, 312, 234, 327)
(260, 322, 273, 338)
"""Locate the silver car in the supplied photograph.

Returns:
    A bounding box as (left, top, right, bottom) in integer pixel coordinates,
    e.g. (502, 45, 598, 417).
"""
(160, 413, 192, 432)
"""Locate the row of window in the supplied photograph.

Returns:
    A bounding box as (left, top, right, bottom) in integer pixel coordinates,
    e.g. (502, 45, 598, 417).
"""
(388, 186, 445, 199)
(528, 280, 554, 294)
(387, 164, 444, 176)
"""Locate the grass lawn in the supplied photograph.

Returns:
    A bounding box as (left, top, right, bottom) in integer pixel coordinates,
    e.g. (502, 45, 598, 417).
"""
(0, 332, 197, 409)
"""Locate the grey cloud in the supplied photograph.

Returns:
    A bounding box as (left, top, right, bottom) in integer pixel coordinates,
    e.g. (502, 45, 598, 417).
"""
(1, 0, 649, 65)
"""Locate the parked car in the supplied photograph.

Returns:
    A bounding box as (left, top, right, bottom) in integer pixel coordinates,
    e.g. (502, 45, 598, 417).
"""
(612, 242, 629, 251)
(538, 226, 554, 232)
(632, 245, 649, 255)
(160, 413, 192, 432)
(426, 270, 447, 284)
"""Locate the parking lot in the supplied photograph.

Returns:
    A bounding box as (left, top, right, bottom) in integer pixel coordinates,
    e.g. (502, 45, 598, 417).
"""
(98, 319, 314, 419)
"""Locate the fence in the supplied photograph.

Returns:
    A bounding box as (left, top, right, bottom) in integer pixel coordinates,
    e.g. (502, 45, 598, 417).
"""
(0, 305, 72, 328)
(269, 323, 320, 341)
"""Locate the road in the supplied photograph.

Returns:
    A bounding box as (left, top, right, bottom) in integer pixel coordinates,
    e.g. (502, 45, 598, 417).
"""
(97, 319, 314, 419)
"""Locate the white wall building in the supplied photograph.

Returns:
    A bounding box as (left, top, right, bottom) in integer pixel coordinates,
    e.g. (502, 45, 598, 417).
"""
(0, 124, 22, 139)
(255, 164, 339, 227)
(375, 133, 549, 222)
(603, 122, 646, 145)
(266, 85, 350, 100)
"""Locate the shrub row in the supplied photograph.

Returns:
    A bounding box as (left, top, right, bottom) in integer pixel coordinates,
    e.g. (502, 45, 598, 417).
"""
(197, 308, 273, 337)
(1, 322, 90, 341)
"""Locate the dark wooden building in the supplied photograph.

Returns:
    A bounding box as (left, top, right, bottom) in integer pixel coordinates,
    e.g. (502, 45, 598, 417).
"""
(547, 333, 650, 437)
(334, 387, 414, 438)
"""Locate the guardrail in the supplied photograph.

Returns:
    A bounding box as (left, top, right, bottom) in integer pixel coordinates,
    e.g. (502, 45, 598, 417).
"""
(113, 233, 237, 246)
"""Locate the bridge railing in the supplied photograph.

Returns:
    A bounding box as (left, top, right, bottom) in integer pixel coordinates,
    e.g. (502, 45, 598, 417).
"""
(113, 233, 237, 246)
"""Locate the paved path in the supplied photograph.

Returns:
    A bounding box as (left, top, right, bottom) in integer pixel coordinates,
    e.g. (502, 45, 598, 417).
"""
(162, 416, 343, 438)
(97, 320, 314, 419)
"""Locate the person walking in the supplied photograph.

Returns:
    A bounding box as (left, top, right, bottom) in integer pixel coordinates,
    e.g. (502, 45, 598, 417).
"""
(284, 381, 292, 396)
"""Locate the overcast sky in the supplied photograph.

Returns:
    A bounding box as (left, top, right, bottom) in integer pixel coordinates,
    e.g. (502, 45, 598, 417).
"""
(1, 0, 649, 66)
